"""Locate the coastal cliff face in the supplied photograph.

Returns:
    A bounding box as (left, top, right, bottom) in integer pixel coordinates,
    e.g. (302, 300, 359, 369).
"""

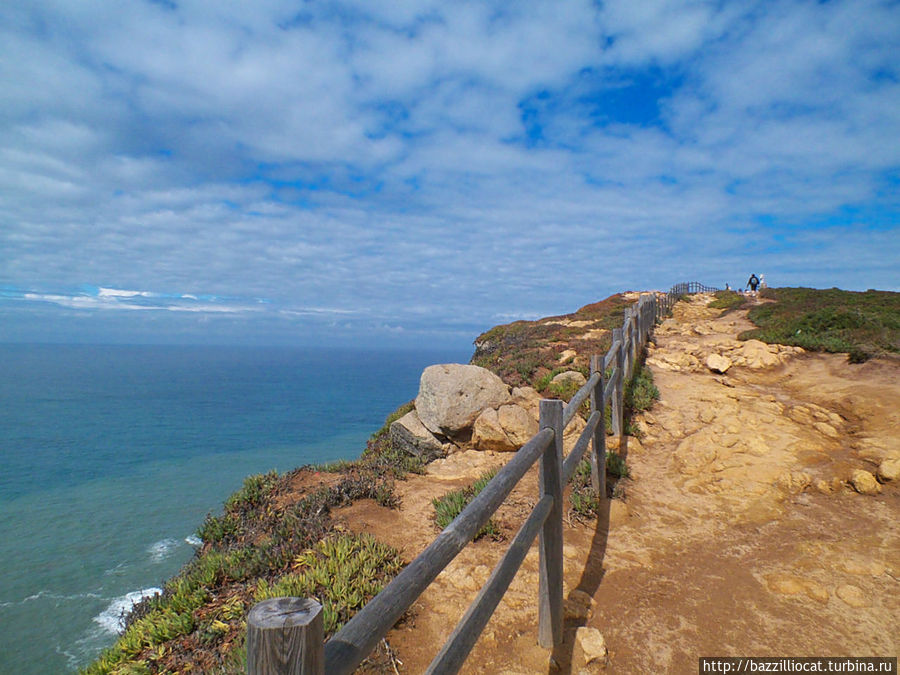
(81, 293, 642, 675)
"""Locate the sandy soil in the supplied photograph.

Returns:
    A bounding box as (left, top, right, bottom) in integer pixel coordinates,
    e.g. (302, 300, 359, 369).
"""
(336, 295, 899, 674)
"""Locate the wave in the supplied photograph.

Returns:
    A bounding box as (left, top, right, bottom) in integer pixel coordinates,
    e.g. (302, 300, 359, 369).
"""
(93, 588, 162, 634)
(0, 590, 102, 607)
(184, 534, 202, 547)
(147, 538, 178, 562)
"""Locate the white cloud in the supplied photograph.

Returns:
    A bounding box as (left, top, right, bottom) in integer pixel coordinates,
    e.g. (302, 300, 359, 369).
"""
(1, 0, 897, 345)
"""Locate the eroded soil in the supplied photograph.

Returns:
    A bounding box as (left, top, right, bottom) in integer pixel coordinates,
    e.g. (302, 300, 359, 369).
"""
(337, 295, 899, 674)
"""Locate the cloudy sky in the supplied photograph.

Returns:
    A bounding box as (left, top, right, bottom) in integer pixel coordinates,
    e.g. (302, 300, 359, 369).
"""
(2, 1, 898, 348)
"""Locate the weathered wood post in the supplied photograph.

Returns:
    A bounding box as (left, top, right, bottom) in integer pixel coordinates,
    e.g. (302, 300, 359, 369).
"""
(538, 399, 564, 648)
(589, 355, 606, 498)
(622, 314, 632, 381)
(612, 327, 625, 439)
(247, 597, 324, 675)
(630, 307, 639, 378)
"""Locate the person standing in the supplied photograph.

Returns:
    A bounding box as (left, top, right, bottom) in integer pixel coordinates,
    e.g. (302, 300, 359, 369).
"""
(747, 273, 760, 293)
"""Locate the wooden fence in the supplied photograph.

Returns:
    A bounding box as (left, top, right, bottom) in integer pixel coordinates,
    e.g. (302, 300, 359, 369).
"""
(669, 281, 719, 296)
(246, 285, 714, 674)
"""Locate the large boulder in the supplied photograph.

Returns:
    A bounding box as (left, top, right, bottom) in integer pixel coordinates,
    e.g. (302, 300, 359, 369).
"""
(471, 408, 511, 452)
(472, 403, 539, 452)
(390, 410, 445, 462)
(510, 386, 541, 416)
(498, 404, 538, 446)
(416, 364, 511, 437)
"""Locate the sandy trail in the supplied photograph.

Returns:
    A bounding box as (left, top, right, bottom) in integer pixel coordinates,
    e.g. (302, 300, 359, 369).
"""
(338, 295, 899, 674)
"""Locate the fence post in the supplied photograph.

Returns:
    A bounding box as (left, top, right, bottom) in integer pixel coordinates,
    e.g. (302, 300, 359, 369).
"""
(627, 311, 636, 380)
(247, 597, 324, 675)
(622, 314, 632, 381)
(611, 327, 624, 438)
(538, 399, 564, 649)
(589, 355, 606, 498)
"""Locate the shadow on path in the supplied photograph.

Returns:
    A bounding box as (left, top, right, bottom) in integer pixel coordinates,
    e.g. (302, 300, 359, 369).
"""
(547, 437, 627, 674)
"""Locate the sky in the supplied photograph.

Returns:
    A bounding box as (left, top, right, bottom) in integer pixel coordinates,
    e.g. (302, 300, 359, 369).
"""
(2, 0, 898, 348)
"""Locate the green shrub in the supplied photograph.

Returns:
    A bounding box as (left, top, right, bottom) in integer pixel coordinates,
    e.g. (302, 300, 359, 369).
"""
(624, 365, 659, 413)
(740, 287, 900, 361)
(224, 471, 279, 514)
(432, 470, 500, 540)
(255, 533, 402, 636)
(548, 378, 582, 401)
(569, 459, 601, 519)
(707, 290, 746, 311)
(606, 451, 629, 479)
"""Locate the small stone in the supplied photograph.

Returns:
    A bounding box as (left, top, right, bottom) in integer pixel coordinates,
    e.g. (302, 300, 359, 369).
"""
(813, 422, 839, 439)
(877, 457, 900, 482)
(552, 370, 587, 387)
(850, 469, 881, 495)
(564, 590, 594, 621)
(777, 471, 812, 494)
(558, 349, 577, 363)
(815, 480, 833, 494)
(706, 353, 732, 374)
(575, 627, 607, 665)
(835, 584, 869, 608)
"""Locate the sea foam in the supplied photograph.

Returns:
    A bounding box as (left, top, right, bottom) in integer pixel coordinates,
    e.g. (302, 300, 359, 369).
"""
(184, 535, 202, 547)
(94, 588, 161, 634)
(147, 538, 178, 562)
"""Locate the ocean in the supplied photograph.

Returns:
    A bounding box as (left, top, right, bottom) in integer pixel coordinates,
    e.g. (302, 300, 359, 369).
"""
(0, 343, 470, 674)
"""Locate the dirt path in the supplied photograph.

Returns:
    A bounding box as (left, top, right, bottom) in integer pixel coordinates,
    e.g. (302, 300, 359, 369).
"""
(338, 295, 899, 674)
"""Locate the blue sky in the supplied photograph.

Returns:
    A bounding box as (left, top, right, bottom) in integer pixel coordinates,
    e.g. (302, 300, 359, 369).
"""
(2, 1, 898, 348)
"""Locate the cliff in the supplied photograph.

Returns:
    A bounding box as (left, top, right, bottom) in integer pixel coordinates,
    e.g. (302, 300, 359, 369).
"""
(82, 287, 900, 674)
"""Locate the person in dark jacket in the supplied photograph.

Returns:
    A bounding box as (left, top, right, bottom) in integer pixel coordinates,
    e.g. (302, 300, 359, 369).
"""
(747, 274, 760, 293)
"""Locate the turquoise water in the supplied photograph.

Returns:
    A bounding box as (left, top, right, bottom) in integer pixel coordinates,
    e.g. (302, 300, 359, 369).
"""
(0, 344, 469, 674)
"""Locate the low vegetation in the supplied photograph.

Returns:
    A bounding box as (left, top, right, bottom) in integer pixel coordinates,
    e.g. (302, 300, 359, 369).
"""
(471, 294, 633, 389)
(82, 468, 403, 675)
(432, 470, 501, 540)
(624, 364, 660, 417)
(741, 287, 900, 362)
(707, 289, 748, 312)
(568, 448, 633, 519)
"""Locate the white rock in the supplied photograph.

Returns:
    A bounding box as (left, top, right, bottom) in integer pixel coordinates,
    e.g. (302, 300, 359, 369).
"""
(416, 364, 510, 436)
(552, 370, 587, 387)
(850, 469, 881, 495)
(877, 457, 900, 482)
(576, 627, 607, 665)
(706, 353, 732, 374)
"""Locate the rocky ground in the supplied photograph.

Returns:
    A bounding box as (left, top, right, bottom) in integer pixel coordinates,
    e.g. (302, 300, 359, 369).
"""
(336, 294, 899, 674)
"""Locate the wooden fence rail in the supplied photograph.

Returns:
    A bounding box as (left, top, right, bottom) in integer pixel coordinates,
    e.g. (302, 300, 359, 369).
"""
(247, 284, 716, 674)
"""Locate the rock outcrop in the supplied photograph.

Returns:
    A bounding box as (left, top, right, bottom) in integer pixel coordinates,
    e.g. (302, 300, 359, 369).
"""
(390, 410, 446, 462)
(415, 364, 511, 437)
(706, 353, 732, 374)
(472, 403, 539, 452)
(877, 457, 900, 482)
(850, 469, 881, 495)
